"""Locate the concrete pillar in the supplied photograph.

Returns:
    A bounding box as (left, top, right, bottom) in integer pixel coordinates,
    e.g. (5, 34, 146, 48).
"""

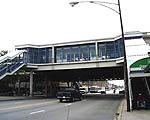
(49, 82, 53, 97)
(29, 71, 33, 97)
(45, 77, 48, 97)
(17, 79, 21, 96)
(88, 80, 90, 93)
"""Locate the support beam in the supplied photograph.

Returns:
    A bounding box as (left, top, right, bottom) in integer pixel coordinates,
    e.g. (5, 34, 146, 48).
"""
(17, 79, 21, 96)
(45, 76, 48, 97)
(29, 71, 33, 97)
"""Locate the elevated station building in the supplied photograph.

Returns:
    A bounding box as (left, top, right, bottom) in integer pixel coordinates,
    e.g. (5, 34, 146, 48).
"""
(0, 31, 150, 110)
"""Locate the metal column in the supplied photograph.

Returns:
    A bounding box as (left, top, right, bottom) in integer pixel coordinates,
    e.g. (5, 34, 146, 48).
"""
(29, 71, 33, 97)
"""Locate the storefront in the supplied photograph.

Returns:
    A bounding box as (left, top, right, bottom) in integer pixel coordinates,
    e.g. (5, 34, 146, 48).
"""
(130, 57, 150, 109)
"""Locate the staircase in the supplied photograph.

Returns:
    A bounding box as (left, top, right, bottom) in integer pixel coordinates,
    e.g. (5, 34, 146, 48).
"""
(0, 50, 26, 80)
(131, 77, 150, 109)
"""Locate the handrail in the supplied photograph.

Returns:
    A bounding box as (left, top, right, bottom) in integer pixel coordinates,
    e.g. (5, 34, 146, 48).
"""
(0, 50, 26, 63)
(144, 78, 150, 96)
(0, 54, 25, 80)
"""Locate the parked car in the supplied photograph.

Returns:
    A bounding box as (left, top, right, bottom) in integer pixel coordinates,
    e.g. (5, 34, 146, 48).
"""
(79, 87, 88, 94)
(89, 86, 99, 93)
(98, 87, 106, 94)
(119, 89, 125, 94)
(57, 88, 82, 102)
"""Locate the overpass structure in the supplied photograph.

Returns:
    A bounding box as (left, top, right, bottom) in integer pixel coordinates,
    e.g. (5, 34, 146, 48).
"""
(0, 31, 150, 110)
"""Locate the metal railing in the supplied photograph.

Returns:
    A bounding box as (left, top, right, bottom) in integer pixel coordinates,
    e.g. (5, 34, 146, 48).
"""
(0, 51, 26, 80)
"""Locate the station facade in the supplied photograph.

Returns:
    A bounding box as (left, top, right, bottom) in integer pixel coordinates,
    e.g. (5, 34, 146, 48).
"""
(16, 36, 124, 64)
(0, 31, 150, 111)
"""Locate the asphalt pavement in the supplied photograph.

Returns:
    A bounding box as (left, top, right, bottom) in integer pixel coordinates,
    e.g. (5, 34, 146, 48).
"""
(0, 96, 121, 120)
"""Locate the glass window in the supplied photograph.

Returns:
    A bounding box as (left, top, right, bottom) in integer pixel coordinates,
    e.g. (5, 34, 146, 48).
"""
(89, 44, 96, 60)
(119, 39, 124, 57)
(29, 48, 35, 63)
(80, 45, 89, 61)
(35, 48, 39, 63)
(55, 44, 96, 63)
(27, 48, 39, 63)
(56, 48, 63, 63)
(114, 39, 124, 58)
(63, 47, 71, 62)
(47, 48, 52, 63)
(98, 43, 106, 59)
(106, 42, 115, 59)
(17, 47, 52, 64)
(39, 48, 46, 63)
(114, 40, 120, 58)
(71, 47, 80, 62)
(17, 48, 28, 63)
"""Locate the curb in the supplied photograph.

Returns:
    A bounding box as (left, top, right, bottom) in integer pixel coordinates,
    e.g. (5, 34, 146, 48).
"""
(0, 97, 33, 102)
(0, 96, 50, 102)
(114, 99, 125, 120)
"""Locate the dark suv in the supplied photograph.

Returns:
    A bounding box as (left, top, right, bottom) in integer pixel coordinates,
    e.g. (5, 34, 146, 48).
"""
(57, 88, 82, 102)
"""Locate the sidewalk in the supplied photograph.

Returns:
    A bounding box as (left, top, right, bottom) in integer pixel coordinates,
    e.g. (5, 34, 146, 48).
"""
(116, 99, 150, 120)
(0, 96, 48, 101)
(0, 96, 33, 101)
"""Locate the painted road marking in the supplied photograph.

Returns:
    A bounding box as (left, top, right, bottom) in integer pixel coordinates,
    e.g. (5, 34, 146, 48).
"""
(15, 102, 24, 104)
(82, 99, 87, 102)
(30, 110, 45, 115)
(65, 103, 72, 107)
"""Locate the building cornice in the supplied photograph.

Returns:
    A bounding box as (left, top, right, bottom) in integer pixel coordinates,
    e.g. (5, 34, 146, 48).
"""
(15, 31, 145, 49)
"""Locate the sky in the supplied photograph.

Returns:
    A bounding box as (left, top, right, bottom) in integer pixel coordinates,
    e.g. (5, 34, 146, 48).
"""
(0, 0, 150, 52)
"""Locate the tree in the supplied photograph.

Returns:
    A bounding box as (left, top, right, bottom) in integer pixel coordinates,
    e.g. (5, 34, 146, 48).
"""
(0, 50, 8, 57)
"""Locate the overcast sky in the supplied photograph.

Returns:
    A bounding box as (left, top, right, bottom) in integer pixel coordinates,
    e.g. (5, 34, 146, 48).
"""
(0, 0, 150, 51)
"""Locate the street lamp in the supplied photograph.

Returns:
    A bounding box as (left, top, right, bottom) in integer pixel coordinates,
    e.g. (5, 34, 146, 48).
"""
(70, 0, 130, 111)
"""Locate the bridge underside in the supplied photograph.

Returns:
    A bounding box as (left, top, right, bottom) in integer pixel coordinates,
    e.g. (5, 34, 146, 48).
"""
(35, 66, 124, 81)
(0, 66, 124, 97)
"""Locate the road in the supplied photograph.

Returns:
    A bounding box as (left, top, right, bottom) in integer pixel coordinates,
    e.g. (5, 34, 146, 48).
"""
(0, 96, 122, 120)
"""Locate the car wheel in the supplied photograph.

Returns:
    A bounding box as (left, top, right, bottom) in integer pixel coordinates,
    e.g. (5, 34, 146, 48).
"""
(79, 97, 82, 101)
(70, 97, 74, 102)
(59, 99, 62, 102)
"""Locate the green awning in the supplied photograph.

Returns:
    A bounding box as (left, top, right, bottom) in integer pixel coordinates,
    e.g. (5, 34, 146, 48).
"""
(130, 57, 150, 72)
